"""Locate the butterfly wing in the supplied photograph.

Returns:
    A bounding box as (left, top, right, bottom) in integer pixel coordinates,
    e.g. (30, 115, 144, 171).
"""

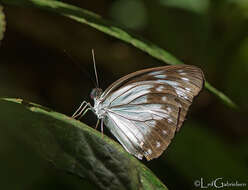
(100, 65, 204, 160)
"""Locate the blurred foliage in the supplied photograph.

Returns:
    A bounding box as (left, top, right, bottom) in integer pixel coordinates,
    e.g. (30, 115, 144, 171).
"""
(2, 0, 237, 108)
(0, 5, 6, 43)
(0, 0, 247, 189)
(110, 0, 147, 30)
(159, 0, 210, 14)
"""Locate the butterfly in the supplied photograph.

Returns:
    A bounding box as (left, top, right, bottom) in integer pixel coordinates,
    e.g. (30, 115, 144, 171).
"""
(72, 52, 204, 161)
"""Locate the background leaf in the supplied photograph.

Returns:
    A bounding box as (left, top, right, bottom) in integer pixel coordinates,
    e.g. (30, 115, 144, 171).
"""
(0, 0, 237, 109)
(0, 98, 167, 190)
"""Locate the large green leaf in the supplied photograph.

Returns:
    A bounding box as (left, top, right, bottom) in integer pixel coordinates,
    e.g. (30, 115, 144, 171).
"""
(0, 98, 167, 190)
(0, 0, 237, 109)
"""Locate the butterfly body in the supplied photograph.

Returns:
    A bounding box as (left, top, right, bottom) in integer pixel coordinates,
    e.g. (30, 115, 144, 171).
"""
(75, 64, 204, 161)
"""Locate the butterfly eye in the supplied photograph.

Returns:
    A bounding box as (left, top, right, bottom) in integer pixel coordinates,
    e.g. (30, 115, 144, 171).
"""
(90, 88, 103, 99)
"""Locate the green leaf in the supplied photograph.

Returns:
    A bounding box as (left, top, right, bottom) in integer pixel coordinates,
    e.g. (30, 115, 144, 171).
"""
(0, 0, 237, 109)
(0, 98, 167, 190)
(0, 4, 6, 43)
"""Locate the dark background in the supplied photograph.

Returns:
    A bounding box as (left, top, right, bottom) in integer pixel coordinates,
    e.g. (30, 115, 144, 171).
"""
(0, 0, 248, 189)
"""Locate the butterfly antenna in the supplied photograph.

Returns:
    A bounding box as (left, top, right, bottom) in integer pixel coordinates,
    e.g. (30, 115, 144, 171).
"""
(92, 49, 99, 88)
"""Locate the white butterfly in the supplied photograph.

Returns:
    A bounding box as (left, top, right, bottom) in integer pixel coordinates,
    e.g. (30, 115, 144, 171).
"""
(72, 52, 204, 161)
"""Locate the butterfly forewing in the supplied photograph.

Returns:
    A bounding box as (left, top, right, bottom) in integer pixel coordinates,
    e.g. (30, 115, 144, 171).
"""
(97, 65, 204, 160)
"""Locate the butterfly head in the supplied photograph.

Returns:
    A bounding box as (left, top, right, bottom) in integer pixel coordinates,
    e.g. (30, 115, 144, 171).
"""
(90, 88, 103, 100)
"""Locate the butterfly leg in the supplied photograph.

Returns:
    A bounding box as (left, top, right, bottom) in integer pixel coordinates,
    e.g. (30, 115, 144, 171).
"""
(77, 103, 94, 119)
(95, 119, 100, 129)
(78, 107, 90, 120)
(73, 102, 93, 119)
(101, 119, 104, 138)
(72, 101, 87, 118)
